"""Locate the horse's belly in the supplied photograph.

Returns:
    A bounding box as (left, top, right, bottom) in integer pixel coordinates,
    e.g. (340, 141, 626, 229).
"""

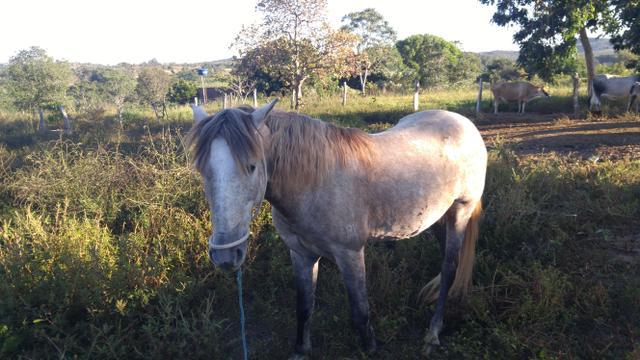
(367, 190, 453, 242)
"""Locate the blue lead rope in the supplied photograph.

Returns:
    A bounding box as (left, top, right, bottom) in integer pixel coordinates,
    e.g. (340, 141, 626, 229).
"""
(237, 269, 248, 360)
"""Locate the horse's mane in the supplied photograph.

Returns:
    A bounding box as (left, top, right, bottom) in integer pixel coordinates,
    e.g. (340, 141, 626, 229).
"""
(186, 107, 374, 195)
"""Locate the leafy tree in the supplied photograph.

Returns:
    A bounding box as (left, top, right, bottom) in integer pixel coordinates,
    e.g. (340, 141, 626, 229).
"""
(483, 57, 525, 82)
(136, 67, 171, 120)
(341, 8, 397, 95)
(234, 50, 286, 95)
(479, 0, 611, 91)
(234, 0, 356, 109)
(68, 67, 135, 123)
(396, 34, 480, 88)
(95, 68, 136, 122)
(68, 68, 102, 113)
(608, 1, 640, 71)
(5, 46, 72, 131)
(168, 79, 197, 105)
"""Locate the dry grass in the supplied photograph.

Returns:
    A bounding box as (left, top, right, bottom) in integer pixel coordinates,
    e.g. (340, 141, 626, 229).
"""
(0, 90, 639, 359)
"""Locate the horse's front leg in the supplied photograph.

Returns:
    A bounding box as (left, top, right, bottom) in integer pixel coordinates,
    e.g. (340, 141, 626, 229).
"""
(290, 250, 320, 359)
(336, 248, 377, 353)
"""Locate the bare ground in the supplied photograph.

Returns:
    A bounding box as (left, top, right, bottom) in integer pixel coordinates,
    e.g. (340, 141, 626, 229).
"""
(476, 112, 640, 160)
(476, 112, 640, 264)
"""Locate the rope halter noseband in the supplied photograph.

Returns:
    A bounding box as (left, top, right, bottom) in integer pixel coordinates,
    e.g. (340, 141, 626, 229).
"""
(209, 232, 251, 250)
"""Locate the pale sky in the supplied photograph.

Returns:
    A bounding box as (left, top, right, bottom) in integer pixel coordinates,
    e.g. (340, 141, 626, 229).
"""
(1, 0, 518, 65)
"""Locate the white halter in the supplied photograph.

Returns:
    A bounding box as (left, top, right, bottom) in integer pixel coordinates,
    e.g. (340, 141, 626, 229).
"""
(209, 232, 250, 250)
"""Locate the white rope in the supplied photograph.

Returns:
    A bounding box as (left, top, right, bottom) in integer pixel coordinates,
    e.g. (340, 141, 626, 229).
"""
(209, 232, 250, 250)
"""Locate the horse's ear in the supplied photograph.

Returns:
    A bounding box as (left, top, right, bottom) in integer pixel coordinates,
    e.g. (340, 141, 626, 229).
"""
(251, 99, 278, 127)
(191, 104, 209, 123)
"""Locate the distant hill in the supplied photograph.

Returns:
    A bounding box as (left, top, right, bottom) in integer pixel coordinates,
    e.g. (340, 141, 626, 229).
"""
(478, 38, 619, 64)
(477, 50, 519, 61)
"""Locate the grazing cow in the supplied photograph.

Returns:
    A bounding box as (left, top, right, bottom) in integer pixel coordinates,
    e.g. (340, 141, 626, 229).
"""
(491, 81, 549, 114)
(590, 74, 640, 113)
(629, 82, 640, 112)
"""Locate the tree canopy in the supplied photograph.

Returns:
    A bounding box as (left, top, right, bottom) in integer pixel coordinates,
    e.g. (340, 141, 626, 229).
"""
(234, 0, 355, 109)
(136, 67, 171, 120)
(341, 8, 398, 95)
(479, 0, 613, 85)
(609, 0, 640, 70)
(5, 46, 72, 113)
(396, 34, 480, 88)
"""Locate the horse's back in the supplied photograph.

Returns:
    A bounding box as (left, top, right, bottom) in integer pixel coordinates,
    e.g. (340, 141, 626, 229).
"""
(378, 110, 485, 152)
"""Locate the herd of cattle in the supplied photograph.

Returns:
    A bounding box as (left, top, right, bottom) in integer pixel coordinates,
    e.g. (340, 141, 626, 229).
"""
(490, 74, 640, 114)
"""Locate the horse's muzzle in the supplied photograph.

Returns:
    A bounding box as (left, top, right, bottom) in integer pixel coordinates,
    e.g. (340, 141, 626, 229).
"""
(208, 233, 249, 270)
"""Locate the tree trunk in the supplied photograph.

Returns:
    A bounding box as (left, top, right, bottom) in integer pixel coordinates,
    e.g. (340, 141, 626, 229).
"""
(359, 68, 369, 96)
(579, 27, 595, 100)
(117, 107, 124, 128)
(294, 80, 304, 110)
(151, 104, 159, 120)
(38, 108, 46, 133)
(60, 105, 72, 135)
(572, 73, 580, 117)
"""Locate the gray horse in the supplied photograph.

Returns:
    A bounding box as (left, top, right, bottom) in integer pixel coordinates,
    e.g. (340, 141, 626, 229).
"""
(187, 101, 487, 357)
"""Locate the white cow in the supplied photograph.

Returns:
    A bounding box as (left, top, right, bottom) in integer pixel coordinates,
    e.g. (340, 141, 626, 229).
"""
(629, 82, 640, 112)
(590, 74, 640, 113)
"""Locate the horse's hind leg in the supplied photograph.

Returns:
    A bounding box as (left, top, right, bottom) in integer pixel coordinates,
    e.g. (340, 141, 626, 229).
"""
(424, 200, 479, 354)
(290, 250, 320, 358)
(431, 217, 446, 259)
(336, 248, 377, 353)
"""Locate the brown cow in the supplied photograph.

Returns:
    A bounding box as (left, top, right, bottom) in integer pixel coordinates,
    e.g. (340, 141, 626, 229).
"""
(491, 81, 549, 114)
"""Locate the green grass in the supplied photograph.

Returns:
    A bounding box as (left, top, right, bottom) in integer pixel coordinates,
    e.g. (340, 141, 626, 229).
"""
(0, 89, 639, 359)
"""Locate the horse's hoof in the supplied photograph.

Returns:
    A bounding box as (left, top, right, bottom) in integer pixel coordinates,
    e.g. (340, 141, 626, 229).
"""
(424, 331, 440, 346)
(422, 344, 436, 358)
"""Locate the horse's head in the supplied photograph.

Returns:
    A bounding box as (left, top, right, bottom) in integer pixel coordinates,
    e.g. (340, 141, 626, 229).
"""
(189, 100, 277, 270)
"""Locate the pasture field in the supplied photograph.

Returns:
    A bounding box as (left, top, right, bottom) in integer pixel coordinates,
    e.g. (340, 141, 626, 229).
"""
(1, 86, 639, 359)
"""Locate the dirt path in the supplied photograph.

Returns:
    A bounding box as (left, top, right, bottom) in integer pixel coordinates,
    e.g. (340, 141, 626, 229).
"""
(476, 113, 640, 160)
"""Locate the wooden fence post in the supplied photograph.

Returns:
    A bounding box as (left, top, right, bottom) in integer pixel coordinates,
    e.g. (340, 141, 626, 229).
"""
(413, 79, 420, 112)
(194, 97, 198, 106)
(223, 93, 228, 109)
(253, 88, 258, 108)
(342, 81, 347, 106)
(476, 77, 483, 115)
(572, 73, 580, 117)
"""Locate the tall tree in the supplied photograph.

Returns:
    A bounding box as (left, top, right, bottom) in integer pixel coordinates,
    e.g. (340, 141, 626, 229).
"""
(136, 67, 171, 120)
(396, 34, 480, 88)
(479, 0, 610, 93)
(341, 8, 397, 95)
(608, 1, 640, 70)
(5, 47, 72, 132)
(234, 0, 355, 109)
(96, 68, 136, 122)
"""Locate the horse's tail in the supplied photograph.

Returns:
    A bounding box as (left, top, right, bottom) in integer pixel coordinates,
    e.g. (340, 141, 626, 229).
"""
(421, 201, 482, 303)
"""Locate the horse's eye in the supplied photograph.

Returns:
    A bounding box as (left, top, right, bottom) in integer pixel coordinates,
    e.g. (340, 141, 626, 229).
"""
(247, 164, 256, 173)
